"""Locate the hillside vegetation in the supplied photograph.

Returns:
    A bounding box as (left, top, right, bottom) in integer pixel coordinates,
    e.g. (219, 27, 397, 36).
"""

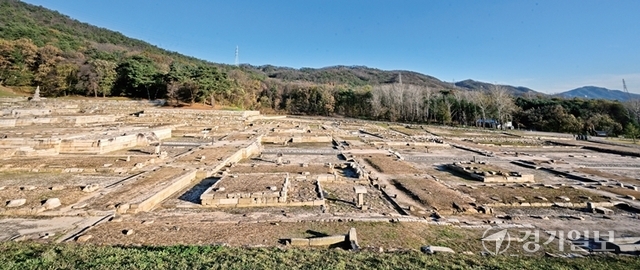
(0, 0, 639, 137)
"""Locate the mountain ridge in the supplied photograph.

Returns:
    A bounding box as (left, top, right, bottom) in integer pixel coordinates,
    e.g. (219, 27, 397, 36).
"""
(556, 86, 640, 101)
(0, 0, 631, 101)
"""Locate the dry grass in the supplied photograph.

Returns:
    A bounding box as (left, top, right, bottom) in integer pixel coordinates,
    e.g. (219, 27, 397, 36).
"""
(174, 147, 239, 164)
(215, 174, 286, 194)
(89, 167, 186, 208)
(0, 186, 88, 209)
(601, 187, 640, 198)
(389, 126, 427, 136)
(391, 177, 474, 214)
(364, 155, 421, 175)
(0, 155, 151, 170)
(576, 168, 640, 185)
(457, 185, 608, 205)
(288, 179, 320, 202)
(87, 219, 484, 251)
(322, 182, 397, 214)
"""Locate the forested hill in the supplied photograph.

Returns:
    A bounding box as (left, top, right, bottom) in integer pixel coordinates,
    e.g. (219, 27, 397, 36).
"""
(244, 65, 454, 89)
(455, 79, 539, 96)
(0, 0, 207, 65)
(556, 86, 640, 101)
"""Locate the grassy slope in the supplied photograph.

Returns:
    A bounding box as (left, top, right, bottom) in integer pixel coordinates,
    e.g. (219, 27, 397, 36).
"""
(1, 243, 639, 270)
(0, 85, 22, 97)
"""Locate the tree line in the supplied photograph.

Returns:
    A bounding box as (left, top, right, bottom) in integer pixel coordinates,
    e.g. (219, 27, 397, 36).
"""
(1, 37, 639, 138)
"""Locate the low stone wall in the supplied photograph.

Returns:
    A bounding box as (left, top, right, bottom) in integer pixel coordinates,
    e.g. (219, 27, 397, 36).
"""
(0, 138, 61, 156)
(201, 174, 296, 207)
(10, 109, 51, 117)
(446, 163, 534, 183)
(373, 141, 451, 148)
(486, 201, 615, 208)
(484, 174, 534, 183)
(291, 136, 332, 143)
(59, 127, 172, 154)
(260, 136, 332, 144)
(127, 169, 197, 213)
(206, 138, 263, 177)
(0, 115, 116, 127)
(0, 118, 16, 127)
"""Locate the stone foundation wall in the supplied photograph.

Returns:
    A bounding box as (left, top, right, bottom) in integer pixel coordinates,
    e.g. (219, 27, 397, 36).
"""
(59, 127, 172, 154)
(201, 173, 295, 207)
(0, 138, 61, 156)
(291, 136, 332, 143)
(484, 174, 534, 183)
(446, 163, 534, 183)
(206, 138, 263, 177)
(127, 169, 197, 213)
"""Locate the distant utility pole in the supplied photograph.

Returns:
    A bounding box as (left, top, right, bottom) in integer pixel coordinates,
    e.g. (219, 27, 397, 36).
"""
(235, 46, 239, 67)
(398, 73, 402, 85)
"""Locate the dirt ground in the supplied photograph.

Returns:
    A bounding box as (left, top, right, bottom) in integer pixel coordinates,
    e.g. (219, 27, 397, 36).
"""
(391, 177, 474, 214)
(0, 186, 87, 210)
(457, 185, 608, 205)
(363, 155, 421, 175)
(322, 182, 398, 215)
(576, 167, 640, 186)
(86, 218, 486, 252)
(88, 167, 186, 209)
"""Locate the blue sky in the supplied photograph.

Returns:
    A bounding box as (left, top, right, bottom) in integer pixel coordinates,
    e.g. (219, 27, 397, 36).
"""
(22, 0, 640, 94)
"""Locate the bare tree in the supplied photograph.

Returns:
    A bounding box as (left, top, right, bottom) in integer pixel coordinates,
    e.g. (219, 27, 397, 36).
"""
(422, 86, 434, 122)
(470, 91, 490, 127)
(624, 99, 640, 125)
(490, 84, 516, 129)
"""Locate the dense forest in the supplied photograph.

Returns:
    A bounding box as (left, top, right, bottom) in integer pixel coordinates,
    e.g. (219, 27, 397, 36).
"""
(0, 0, 639, 138)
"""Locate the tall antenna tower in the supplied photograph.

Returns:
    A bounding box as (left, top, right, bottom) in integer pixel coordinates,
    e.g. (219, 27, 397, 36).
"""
(623, 79, 631, 99)
(234, 46, 239, 67)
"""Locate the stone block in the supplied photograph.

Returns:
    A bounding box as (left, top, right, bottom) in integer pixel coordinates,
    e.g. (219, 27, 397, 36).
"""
(6, 198, 26, 208)
(82, 184, 100, 192)
(50, 185, 65, 191)
(42, 198, 61, 210)
(76, 234, 92, 242)
(535, 196, 548, 201)
(72, 203, 87, 209)
(348, 227, 359, 250)
(594, 207, 614, 215)
(354, 186, 367, 194)
(289, 238, 310, 246)
(309, 235, 346, 246)
(421, 245, 455, 254)
(110, 217, 123, 223)
(116, 203, 130, 214)
(238, 198, 254, 205)
(219, 198, 238, 205)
